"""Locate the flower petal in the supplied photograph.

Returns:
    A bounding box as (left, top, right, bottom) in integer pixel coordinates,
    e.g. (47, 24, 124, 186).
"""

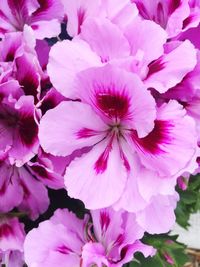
(129, 100, 198, 176)
(47, 39, 101, 98)
(39, 101, 107, 156)
(76, 65, 156, 137)
(65, 139, 127, 209)
(80, 18, 130, 63)
(145, 40, 197, 93)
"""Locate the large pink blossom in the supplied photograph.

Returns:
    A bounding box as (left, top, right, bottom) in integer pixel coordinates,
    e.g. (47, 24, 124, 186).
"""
(39, 65, 198, 213)
(24, 208, 155, 267)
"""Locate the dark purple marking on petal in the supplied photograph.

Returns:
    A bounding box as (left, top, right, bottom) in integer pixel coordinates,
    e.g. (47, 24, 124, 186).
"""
(77, 8, 85, 34)
(120, 245, 129, 261)
(157, 2, 166, 28)
(168, 0, 181, 15)
(114, 233, 125, 246)
(0, 224, 13, 238)
(95, 87, 130, 120)
(31, 24, 39, 30)
(94, 136, 114, 174)
(30, 165, 49, 179)
(0, 181, 7, 196)
(18, 113, 38, 146)
(5, 50, 15, 62)
(100, 211, 110, 232)
(132, 120, 174, 154)
(111, 244, 130, 263)
(16, 57, 39, 102)
(119, 146, 130, 172)
(56, 245, 73, 254)
(20, 179, 30, 200)
(31, 0, 52, 18)
(40, 98, 56, 115)
(76, 128, 101, 139)
(134, 2, 150, 20)
(7, 0, 29, 28)
(146, 58, 166, 79)
(182, 15, 194, 29)
(0, 10, 11, 23)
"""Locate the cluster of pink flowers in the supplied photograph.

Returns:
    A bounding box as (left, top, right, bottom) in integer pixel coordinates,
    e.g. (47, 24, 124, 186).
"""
(0, 0, 200, 266)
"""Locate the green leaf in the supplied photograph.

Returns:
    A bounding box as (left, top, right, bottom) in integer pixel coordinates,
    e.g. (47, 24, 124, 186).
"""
(179, 190, 197, 205)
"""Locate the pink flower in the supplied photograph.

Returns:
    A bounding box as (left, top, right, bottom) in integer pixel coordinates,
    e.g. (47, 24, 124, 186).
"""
(39, 65, 198, 213)
(24, 208, 155, 267)
(0, 0, 64, 39)
(0, 82, 39, 166)
(48, 16, 196, 97)
(133, 0, 192, 37)
(0, 151, 49, 220)
(0, 217, 25, 267)
(62, 0, 138, 37)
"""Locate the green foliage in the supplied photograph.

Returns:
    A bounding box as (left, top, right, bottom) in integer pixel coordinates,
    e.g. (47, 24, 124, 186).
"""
(127, 234, 188, 267)
(175, 174, 200, 228)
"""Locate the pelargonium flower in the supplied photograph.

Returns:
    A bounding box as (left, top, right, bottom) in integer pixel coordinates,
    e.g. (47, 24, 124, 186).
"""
(0, 28, 44, 103)
(48, 16, 197, 98)
(24, 208, 155, 267)
(0, 0, 64, 39)
(0, 216, 25, 267)
(62, 0, 138, 37)
(0, 81, 39, 166)
(0, 151, 49, 220)
(133, 0, 199, 37)
(39, 65, 198, 211)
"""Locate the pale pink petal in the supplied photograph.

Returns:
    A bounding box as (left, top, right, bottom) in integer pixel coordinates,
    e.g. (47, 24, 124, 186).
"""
(129, 101, 198, 177)
(31, 19, 61, 39)
(39, 101, 107, 156)
(125, 18, 167, 65)
(80, 18, 130, 63)
(24, 221, 81, 267)
(136, 194, 178, 234)
(100, 0, 138, 29)
(81, 243, 108, 267)
(145, 40, 197, 93)
(50, 209, 88, 244)
(30, 0, 64, 22)
(47, 39, 101, 98)
(65, 139, 127, 209)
